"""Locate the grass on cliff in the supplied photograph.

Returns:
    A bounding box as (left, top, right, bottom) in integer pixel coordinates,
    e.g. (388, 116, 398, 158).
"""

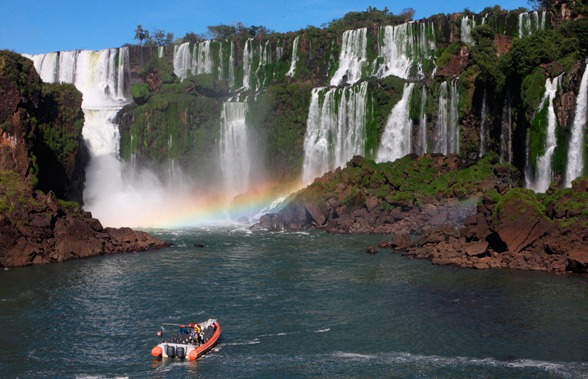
(309, 153, 515, 208)
(0, 171, 37, 213)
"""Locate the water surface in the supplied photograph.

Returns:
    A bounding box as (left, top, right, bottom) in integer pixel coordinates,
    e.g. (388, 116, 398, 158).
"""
(1, 226, 587, 378)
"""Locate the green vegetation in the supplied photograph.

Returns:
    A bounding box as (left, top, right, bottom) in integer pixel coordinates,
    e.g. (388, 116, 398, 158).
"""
(131, 83, 150, 105)
(306, 152, 518, 207)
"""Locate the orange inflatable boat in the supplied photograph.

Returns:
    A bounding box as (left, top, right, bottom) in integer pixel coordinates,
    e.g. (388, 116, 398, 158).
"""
(151, 319, 221, 360)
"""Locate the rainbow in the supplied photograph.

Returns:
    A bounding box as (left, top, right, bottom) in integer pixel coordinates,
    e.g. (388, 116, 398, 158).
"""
(90, 179, 303, 229)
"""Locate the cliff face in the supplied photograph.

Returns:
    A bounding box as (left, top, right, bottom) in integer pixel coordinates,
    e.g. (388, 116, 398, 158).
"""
(0, 51, 168, 267)
(0, 50, 87, 202)
(114, 6, 587, 193)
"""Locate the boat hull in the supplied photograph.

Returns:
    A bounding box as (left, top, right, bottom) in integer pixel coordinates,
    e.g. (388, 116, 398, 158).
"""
(152, 319, 221, 360)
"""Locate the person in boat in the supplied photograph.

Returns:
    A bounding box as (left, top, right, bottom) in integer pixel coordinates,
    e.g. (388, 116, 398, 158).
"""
(179, 325, 189, 334)
(186, 323, 201, 344)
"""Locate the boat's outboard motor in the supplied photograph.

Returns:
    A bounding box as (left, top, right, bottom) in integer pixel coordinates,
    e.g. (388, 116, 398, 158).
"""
(166, 345, 176, 358)
(176, 346, 186, 359)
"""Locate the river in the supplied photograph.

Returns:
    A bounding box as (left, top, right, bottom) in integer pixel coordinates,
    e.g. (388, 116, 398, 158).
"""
(1, 226, 587, 378)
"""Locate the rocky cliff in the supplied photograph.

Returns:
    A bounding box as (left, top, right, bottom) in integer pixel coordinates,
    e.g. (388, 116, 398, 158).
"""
(252, 153, 588, 274)
(0, 50, 168, 267)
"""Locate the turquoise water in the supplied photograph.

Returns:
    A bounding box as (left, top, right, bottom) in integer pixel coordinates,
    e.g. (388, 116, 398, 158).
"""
(0, 226, 587, 378)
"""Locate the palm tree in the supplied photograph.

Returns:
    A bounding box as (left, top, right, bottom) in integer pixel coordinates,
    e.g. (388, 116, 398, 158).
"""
(134, 25, 149, 63)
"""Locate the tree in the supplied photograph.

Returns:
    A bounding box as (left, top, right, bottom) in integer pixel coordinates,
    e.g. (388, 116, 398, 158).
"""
(527, 0, 553, 10)
(134, 25, 149, 46)
(401, 8, 415, 22)
(207, 24, 237, 40)
(147, 29, 174, 46)
(134, 25, 149, 63)
(183, 32, 202, 44)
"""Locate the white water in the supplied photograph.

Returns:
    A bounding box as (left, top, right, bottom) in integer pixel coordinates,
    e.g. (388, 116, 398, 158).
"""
(219, 101, 251, 197)
(286, 36, 300, 77)
(528, 76, 560, 193)
(418, 86, 428, 154)
(373, 22, 436, 80)
(518, 11, 547, 38)
(479, 91, 488, 157)
(565, 64, 588, 187)
(229, 41, 236, 89)
(500, 92, 513, 163)
(461, 16, 476, 45)
(448, 79, 460, 154)
(24, 48, 178, 226)
(302, 82, 368, 184)
(435, 82, 449, 154)
(331, 28, 368, 86)
(172, 41, 215, 81)
(376, 83, 415, 163)
(433, 80, 460, 155)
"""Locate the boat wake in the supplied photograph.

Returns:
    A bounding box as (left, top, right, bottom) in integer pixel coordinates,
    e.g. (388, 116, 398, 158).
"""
(331, 351, 588, 377)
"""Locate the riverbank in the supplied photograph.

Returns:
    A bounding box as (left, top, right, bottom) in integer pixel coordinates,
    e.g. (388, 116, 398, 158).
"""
(253, 154, 588, 274)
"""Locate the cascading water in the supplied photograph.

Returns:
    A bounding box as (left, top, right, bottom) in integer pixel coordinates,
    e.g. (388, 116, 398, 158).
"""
(500, 92, 513, 163)
(373, 22, 436, 80)
(172, 41, 215, 81)
(518, 11, 547, 38)
(448, 79, 460, 154)
(219, 101, 251, 197)
(435, 82, 449, 154)
(461, 16, 476, 45)
(418, 86, 428, 154)
(302, 82, 368, 184)
(173, 42, 192, 81)
(286, 36, 300, 77)
(527, 76, 560, 193)
(330, 28, 368, 86)
(242, 39, 254, 90)
(565, 64, 588, 187)
(24, 48, 170, 226)
(433, 80, 460, 155)
(228, 41, 236, 89)
(479, 91, 488, 157)
(376, 83, 415, 163)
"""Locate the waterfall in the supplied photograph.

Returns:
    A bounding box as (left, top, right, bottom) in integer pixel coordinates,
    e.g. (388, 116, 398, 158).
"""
(173, 42, 192, 81)
(172, 41, 216, 81)
(23, 48, 173, 226)
(565, 64, 588, 187)
(302, 82, 368, 184)
(435, 82, 449, 154)
(376, 83, 415, 163)
(219, 101, 251, 197)
(192, 40, 214, 75)
(528, 76, 560, 193)
(434, 80, 459, 154)
(242, 39, 254, 90)
(500, 92, 513, 163)
(229, 41, 236, 89)
(373, 22, 436, 80)
(461, 16, 476, 45)
(479, 91, 488, 157)
(286, 36, 300, 77)
(418, 86, 428, 154)
(448, 79, 460, 154)
(518, 11, 547, 38)
(331, 28, 368, 86)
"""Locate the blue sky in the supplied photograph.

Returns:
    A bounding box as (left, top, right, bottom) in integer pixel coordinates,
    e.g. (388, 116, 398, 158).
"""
(3, 0, 532, 55)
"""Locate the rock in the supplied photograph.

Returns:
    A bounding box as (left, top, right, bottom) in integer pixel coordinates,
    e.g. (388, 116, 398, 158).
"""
(365, 197, 379, 213)
(379, 240, 391, 248)
(390, 233, 412, 250)
(465, 241, 489, 257)
(365, 245, 378, 254)
(567, 247, 588, 273)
